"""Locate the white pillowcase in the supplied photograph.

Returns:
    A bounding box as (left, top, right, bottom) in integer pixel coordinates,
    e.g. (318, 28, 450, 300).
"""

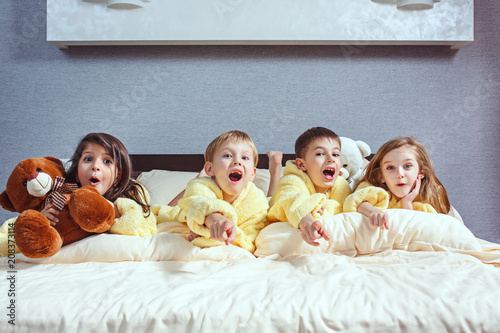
(137, 170, 199, 205)
(255, 210, 481, 258)
(16, 222, 256, 264)
(137, 168, 271, 205)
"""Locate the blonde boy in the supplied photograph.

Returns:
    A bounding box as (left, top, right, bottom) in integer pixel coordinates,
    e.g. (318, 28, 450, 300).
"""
(267, 127, 352, 246)
(154, 130, 268, 253)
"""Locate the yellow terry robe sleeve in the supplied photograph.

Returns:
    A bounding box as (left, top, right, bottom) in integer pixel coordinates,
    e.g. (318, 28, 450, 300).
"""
(0, 217, 19, 257)
(151, 204, 181, 224)
(267, 161, 351, 229)
(343, 181, 390, 212)
(387, 196, 437, 213)
(412, 202, 437, 213)
(343, 181, 437, 214)
(109, 185, 157, 237)
(150, 178, 233, 225)
(178, 177, 268, 253)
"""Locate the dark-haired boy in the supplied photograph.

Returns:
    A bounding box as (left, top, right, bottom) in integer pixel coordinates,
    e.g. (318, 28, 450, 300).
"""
(267, 127, 352, 246)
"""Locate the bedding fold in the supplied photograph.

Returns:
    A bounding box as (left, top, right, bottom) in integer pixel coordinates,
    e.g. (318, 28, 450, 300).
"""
(7, 211, 500, 267)
(12, 223, 255, 264)
(1, 250, 500, 333)
(255, 210, 500, 266)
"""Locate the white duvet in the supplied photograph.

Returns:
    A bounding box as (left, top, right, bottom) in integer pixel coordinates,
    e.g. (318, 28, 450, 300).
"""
(1, 210, 500, 333)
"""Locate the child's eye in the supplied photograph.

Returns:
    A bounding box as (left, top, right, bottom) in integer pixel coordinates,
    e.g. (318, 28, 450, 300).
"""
(386, 166, 394, 170)
(242, 156, 249, 160)
(104, 159, 113, 164)
(223, 154, 231, 158)
(404, 164, 413, 169)
(83, 157, 92, 162)
(316, 152, 324, 156)
(333, 153, 340, 158)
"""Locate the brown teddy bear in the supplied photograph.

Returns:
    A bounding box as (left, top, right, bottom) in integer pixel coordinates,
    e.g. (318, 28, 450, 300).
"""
(0, 156, 115, 258)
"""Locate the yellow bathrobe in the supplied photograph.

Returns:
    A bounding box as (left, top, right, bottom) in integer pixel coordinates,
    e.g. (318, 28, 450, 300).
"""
(267, 160, 352, 229)
(153, 177, 268, 253)
(343, 181, 437, 213)
(0, 184, 157, 257)
(109, 185, 157, 237)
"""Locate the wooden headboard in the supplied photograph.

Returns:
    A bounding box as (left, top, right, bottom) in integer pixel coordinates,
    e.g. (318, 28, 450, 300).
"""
(130, 154, 296, 178)
(130, 153, 374, 178)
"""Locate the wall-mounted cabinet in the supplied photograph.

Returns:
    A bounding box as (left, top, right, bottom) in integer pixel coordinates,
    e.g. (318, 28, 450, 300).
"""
(47, 0, 473, 50)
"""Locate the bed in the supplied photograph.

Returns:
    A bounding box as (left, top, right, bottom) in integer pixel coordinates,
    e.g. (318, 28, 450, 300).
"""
(1, 154, 500, 333)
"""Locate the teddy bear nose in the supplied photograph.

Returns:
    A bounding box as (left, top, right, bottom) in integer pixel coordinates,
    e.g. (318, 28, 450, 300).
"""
(28, 171, 39, 182)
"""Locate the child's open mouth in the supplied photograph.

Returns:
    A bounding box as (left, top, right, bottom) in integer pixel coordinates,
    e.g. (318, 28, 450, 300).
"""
(323, 167, 336, 181)
(228, 171, 242, 183)
(89, 177, 100, 185)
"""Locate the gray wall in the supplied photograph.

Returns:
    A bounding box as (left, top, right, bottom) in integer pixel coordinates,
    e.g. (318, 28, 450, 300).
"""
(1, 1, 499, 243)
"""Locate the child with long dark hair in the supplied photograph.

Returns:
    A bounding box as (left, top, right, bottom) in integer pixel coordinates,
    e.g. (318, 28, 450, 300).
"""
(43, 133, 157, 236)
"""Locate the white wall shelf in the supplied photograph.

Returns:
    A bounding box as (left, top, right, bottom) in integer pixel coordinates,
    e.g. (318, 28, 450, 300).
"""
(47, 0, 473, 50)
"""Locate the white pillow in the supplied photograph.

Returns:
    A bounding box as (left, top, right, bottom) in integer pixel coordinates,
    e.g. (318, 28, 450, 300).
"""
(137, 168, 271, 205)
(137, 170, 199, 205)
(253, 168, 271, 195)
(255, 210, 481, 258)
(16, 222, 256, 264)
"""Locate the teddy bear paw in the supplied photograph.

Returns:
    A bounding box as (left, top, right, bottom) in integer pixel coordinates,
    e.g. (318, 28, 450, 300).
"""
(69, 186, 115, 233)
(14, 210, 63, 258)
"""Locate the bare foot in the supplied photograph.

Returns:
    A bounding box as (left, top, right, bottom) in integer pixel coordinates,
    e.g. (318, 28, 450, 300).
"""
(267, 151, 283, 169)
(266, 151, 283, 197)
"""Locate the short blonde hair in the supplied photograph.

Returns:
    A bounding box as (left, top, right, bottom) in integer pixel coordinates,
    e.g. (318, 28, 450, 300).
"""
(205, 130, 259, 167)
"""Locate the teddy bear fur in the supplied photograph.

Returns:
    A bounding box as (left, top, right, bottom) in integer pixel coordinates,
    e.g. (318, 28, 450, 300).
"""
(0, 157, 115, 258)
(340, 137, 372, 191)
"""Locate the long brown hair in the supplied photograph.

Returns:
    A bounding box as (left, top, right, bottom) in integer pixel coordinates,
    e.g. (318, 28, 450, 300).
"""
(66, 133, 150, 215)
(362, 137, 450, 214)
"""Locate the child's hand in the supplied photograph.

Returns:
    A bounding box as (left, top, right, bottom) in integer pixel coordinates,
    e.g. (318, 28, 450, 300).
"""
(187, 230, 201, 242)
(368, 209, 390, 230)
(401, 175, 423, 210)
(316, 204, 325, 216)
(358, 202, 390, 230)
(109, 200, 121, 218)
(299, 213, 330, 246)
(40, 204, 59, 227)
(204, 213, 236, 245)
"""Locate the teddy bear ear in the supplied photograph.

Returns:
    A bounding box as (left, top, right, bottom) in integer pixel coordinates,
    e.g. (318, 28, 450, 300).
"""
(0, 190, 16, 212)
(43, 156, 66, 174)
(356, 140, 372, 158)
(44, 156, 64, 167)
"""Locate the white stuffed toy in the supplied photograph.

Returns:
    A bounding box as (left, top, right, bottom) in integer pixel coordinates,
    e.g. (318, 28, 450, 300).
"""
(340, 137, 371, 190)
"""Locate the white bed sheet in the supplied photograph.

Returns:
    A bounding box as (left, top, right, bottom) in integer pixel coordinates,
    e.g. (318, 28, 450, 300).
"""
(1, 250, 500, 333)
(2, 211, 500, 332)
